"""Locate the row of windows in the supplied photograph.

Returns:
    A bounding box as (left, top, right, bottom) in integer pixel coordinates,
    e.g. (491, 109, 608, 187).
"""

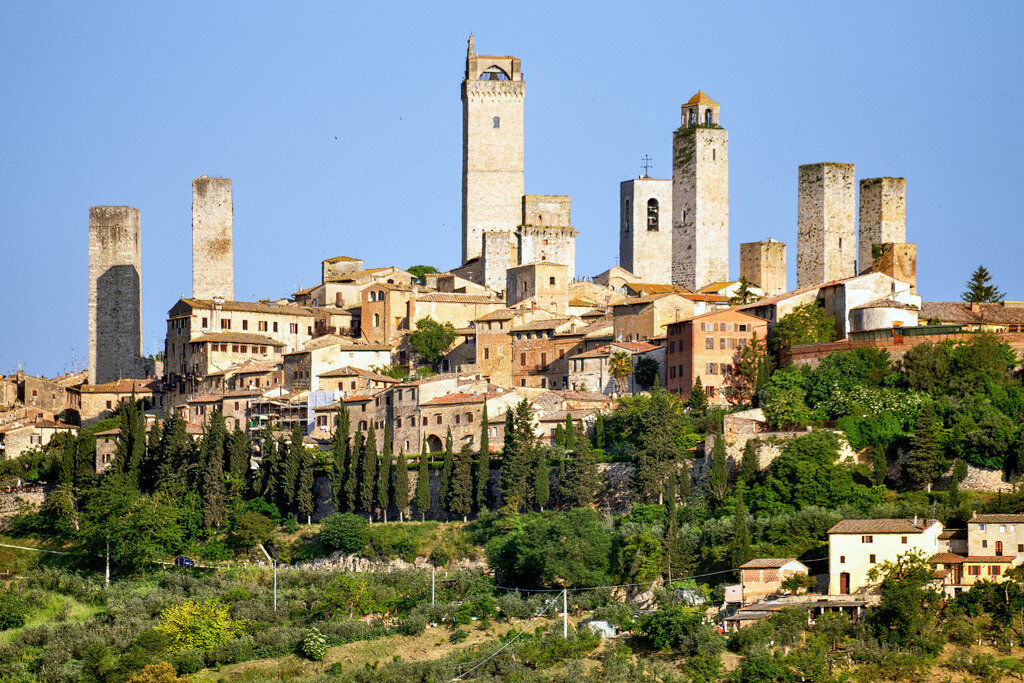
(198, 317, 287, 333)
(209, 343, 269, 354)
(699, 322, 749, 332)
(978, 523, 1018, 532)
(703, 336, 748, 351)
(514, 330, 554, 340)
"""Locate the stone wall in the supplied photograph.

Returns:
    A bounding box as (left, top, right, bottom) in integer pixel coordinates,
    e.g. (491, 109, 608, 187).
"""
(0, 489, 47, 522)
(672, 126, 729, 290)
(88, 205, 144, 384)
(192, 176, 234, 300)
(858, 177, 906, 276)
(620, 178, 672, 284)
(517, 226, 576, 276)
(796, 163, 856, 288)
(481, 230, 515, 293)
(740, 239, 787, 297)
(870, 242, 917, 293)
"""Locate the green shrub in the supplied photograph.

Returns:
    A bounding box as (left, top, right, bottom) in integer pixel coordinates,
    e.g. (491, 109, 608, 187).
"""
(301, 628, 328, 661)
(0, 591, 29, 630)
(319, 513, 369, 553)
(172, 648, 205, 675)
(229, 511, 274, 549)
(398, 612, 427, 636)
(450, 628, 468, 644)
(207, 636, 255, 666)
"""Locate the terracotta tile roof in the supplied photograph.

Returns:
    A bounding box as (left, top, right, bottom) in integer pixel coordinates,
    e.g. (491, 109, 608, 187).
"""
(538, 409, 597, 422)
(324, 267, 395, 283)
(699, 281, 739, 293)
(850, 298, 919, 311)
(828, 518, 936, 534)
(179, 298, 313, 317)
(628, 283, 693, 295)
(421, 392, 485, 406)
(323, 255, 362, 264)
(929, 553, 967, 564)
(921, 302, 1024, 326)
(79, 378, 161, 394)
(568, 297, 598, 307)
(317, 366, 401, 383)
(739, 558, 799, 569)
(549, 390, 614, 403)
(283, 335, 351, 354)
(513, 318, 568, 331)
(666, 309, 771, 330)
(292, 283, 322, 297)
(193, 332, 285, 346)
(475, 308, 520, 322)
(966, 555, 1018, 563)
(939, 529, 968, 540)
(222, 389, 264, 398)
(970, 514, 1024, 524)
(207, 359, 281, 376)
(687, 89, 716, 105)
(416, 292, 500, 304)
(395, 373, 462, 387)
(569, 340, 662, 360)
(187, 394, 222, 404)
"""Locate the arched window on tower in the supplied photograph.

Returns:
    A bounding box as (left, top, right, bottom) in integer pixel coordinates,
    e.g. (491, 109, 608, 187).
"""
(705, 109, 714, 126)
(689, 109, 696, 125)
(480, 65, 510, 81)
(493, 117, 500, 128)
(647, 198, 659, 231)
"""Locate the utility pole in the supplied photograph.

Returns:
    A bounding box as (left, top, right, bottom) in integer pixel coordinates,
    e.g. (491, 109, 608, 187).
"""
(273, 559, 277, 612)
(562, 588, 568, 639)
(105, 539, 110, 588)
(431, 566, 436, 606)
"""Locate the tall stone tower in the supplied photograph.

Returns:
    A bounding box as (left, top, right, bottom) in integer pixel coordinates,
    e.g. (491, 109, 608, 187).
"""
(88, 206, 143, 385)
(858, 177, 906, 274)
(796, 162, 856, 288)
(672, 91, 729, 290)
(740, 239, 787, 297)
(192, 176, 234, 300)
(461, 35, 525, 264)
(620, 177, 672, 283)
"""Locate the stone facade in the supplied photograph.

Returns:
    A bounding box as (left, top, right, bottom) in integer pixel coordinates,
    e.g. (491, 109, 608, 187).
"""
(481, 230, 516, 293)
(462, 36, 525, 264)
(192, 176, 234, 300)
(672, 92, 729, 290)
(505, 262, 569, 315)
(321, 256, 364, 283)
(870, 242, 917, 293)
(797, 163, 856, 288)
(88, 205, 144, 385)
(620, 177, 672, 283)
(858, 177, 906, 275)
(740, 239, 787, 297)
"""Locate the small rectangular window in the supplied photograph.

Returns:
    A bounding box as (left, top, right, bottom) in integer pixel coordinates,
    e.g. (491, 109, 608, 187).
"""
(484, 348, 490, 360)
(901, 536, 908, 544)
(242, 319, 248, 331)
(493, 117, 500, 128)
(202, 317, 208, 327)
(705, 337, 714, 349)
(869, 554, 876, 564)
(982, 540, 988, 548)
(273, 322, 279, 332)
(862, 536, 873, 544)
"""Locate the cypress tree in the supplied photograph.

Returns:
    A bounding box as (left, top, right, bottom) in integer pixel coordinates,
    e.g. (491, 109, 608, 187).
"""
(949, 459, 967, 509)
(347, 430, 364, 513)
(739, 439, 759, 487)
(594, 412, 606, 449)
(554, 423, 565, 447)
(296, 446, 315, 524)
(330, 407, 350, 512)
(534, 448, 550, 511)
(416, 437, 430, 521)
(563, 413, 576, 453)
(377, 423, 392, 522)
(360, 426, 378, 520)
(665, 459, 677, 582)
(563, 444, 600, 509)
(284, 423, 304, 513)
(139, 420, 161, 493)
(473, 430, 489, 514)
(159, 410, 191, 494)
(687, 377, 709, 417)
(275, 437, 289, 512)
(450, 444, 474, 521)
(440, 428, 455, 517)
(499, 400, 535, 512)
(394, 447, 410, 521)
(907, 402, 947, 493)
(258, 425, 280, 504)
(707, 425, 729, 506)
(114, 391, 146, 486)
(731, 484, 754, 567)
(226, 425, 250, 507)
(479, 403, 490, 457)
(200, 421, 227, 529)
(633, 384, 679, 503)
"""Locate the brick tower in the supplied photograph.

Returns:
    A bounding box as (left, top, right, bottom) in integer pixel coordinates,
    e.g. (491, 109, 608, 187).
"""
(672, 91, 729, 290)
(461, 35, 525, 265)
(796, 162, 856, 288)
(192, 176, 234, 300)
(620, 176, 672, 283)
(858, 177, 906, 274)
(88, 206, 143, 384)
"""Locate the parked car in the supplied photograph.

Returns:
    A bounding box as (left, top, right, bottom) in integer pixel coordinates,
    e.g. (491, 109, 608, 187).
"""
(174, 556, 195, 568)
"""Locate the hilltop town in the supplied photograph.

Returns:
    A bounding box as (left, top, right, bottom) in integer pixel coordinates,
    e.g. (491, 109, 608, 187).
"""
(3, 36, 1024, 682)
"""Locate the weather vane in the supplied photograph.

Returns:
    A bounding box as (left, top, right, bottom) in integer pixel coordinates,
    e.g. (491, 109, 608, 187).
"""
(641, 154, 653, 177)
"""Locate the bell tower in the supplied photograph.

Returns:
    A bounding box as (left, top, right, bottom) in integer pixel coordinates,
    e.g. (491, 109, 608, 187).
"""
(461, 35, 525, 264)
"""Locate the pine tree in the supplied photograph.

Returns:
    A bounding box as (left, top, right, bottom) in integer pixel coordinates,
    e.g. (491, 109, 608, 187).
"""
(907, 403, 947, 492)
(594, 412, 606, 449)
(394, 448, 410, 521)
(450, 444, 474, 521)
(707, 425, 729, 506)
(687, 377, 709, 415)
(440, 428, 455, 516)
(200, 421, 227, 529)
(360, 426, 378, 520)
(416, 437, 430, 521)
(296, 446, 315, 524)
(562, 445, 600, 509)
(731, 484, 754, 567)
(330, 406, 350, 512)
(534, 448, 550, 511)
(377, 423, 392, 522)
(739, 439, 759, 487)
(284, 423, 304, 514)
(961, 265, 1004, 303)
(347, 431, 364, 513)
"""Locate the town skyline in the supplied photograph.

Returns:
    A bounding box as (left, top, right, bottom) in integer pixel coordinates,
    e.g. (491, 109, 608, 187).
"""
(2, 2, 1022, 376)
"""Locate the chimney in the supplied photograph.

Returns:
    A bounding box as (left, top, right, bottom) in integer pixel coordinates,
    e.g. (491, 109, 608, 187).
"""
(972, 509, 978, 519)
(970, 302, 982, 314)
(913, 514, 918, 526)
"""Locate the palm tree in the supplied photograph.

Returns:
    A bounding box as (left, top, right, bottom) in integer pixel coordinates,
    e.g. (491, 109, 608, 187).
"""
(609, 351, 634, 395)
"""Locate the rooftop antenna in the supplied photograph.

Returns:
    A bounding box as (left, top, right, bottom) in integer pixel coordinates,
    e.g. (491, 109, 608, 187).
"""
(641, 154, 653, 178)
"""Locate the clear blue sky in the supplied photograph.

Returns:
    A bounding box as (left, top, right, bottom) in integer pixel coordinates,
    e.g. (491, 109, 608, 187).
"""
(2, 2, 1022, 377)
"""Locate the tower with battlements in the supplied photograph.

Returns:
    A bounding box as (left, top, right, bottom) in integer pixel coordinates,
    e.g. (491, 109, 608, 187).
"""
(672, 91, 729, 290)
(462, 35, 525, 265)
(88, 206, 144, 384)
(192, 176, 234, 300)
(858, 177, 906, 274)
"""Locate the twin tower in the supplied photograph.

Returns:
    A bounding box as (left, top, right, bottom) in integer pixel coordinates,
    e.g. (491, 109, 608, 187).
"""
(87, 178, 233, 384)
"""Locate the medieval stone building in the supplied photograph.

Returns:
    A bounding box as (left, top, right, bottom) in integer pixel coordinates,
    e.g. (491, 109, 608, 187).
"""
(192, 176, 234, 301)
(620, 176, 672, 283)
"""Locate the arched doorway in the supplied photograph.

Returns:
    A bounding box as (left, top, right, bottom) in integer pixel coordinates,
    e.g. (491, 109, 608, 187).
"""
(426, 434, 444, 452)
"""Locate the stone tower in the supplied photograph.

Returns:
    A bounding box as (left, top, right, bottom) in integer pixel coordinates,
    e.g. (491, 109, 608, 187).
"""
(192, 176, 234, 300)
(796, 162, 856, 288)
(740, 239, 787, 297)
(517, 195, 577, 274)
(672, 91, 729, 290)
(462, 35, 525, 264)
(620, 177, 672, 283)
(88, 206, 143, 385)
(858, 177, 906, 274)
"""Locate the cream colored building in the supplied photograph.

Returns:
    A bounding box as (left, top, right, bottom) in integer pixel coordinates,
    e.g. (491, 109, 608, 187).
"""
(828, 518, 942, 594)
